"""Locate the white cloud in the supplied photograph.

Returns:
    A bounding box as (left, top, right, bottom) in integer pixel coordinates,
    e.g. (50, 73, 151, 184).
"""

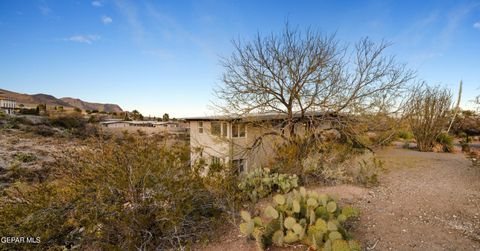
(101, 15, 113, 24)
(39, 5, 51, 15)
(65, 35, 100, 44)
(474, 21, 480, 29)
(92, 1, 103, 7)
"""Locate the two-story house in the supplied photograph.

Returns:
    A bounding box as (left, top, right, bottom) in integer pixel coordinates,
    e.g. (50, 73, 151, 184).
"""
(186, 112, 331, 173)
(0, 97, 16, 115)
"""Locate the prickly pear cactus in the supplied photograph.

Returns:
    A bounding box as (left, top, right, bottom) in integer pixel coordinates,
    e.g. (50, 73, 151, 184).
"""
(238, 187, 360, 250)
(238, 168, 299, 202)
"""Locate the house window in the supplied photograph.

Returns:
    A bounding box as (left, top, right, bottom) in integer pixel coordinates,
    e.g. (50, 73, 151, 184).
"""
(222, 122, 228, 137)
(211, 121, 221, 136)
(232, 123, 246, 138)
(198, 122, 204, 133)
(232, 159, 245, 173)
(212, 121, 228, 137)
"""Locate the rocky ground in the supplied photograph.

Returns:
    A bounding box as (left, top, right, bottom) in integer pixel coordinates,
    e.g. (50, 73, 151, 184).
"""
(0, 128, 78, 187)
(199, 144, 480, 251)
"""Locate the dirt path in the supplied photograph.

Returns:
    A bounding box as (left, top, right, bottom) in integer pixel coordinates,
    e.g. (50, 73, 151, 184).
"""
(353, 146, 480, 251)
(200, 146, 480, 251)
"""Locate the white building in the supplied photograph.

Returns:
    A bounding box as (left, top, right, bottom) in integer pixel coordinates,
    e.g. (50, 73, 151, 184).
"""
(100, 120, 188, 134)
(0, 97, 16, 115)
(185, 112, 331, 173)
(99, 121, 130, 128)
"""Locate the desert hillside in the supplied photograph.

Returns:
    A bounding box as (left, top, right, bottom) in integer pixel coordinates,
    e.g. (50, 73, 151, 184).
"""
(60, 97, 123, 113)
(0, 88, 123, 112)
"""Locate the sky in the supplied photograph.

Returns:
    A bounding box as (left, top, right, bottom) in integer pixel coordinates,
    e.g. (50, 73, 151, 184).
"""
(0, 0, 479, 118)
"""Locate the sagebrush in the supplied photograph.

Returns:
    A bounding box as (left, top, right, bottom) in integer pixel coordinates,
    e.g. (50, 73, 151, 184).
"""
(0, 134, 229, 250)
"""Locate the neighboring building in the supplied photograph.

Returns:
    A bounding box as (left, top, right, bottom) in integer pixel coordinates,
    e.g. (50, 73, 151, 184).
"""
(186, 112, 331, 173)
(0, 97, 16, 115)
(100, 120, 188, 134)
(99, 120, 130, 128)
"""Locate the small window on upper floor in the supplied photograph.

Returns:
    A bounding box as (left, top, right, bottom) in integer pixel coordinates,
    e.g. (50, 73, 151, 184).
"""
(212, 121, 228, 137)
(211, 121, 221, 136)
(232, 123, 246, 138)
(222, 122, 228, 137)
(198, 121, 204, 133)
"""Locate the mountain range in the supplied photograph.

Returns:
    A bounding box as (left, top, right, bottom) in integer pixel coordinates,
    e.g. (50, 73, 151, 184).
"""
(0, 88, 123, 113)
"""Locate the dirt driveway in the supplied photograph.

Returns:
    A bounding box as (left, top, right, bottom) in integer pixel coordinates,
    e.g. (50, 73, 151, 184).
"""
(199, 146, 480, 250)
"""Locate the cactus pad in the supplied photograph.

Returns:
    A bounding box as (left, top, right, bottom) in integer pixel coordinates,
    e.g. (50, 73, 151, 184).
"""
(274, 194, 286, 205)
(328, 231, 342, 241)
(327, 201, 337, 213)
(265, 205, 279, 219)
(239, 221, 254, 235)
(284, 216, 296, 229)
(240, 210, 251, 222)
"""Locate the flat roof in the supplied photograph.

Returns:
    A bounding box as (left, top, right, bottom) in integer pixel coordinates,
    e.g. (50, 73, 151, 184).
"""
(184, 111, 330, 122)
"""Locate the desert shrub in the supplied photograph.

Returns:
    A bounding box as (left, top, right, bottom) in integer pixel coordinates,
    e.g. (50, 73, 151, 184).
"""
(2, 116, 32, 129)
(19, 108, 39, 115)
(71, 124, 101, 139)
(397, 130, 414, 140)
(48, 114, 86, 129)
(458, 131, 471, 152)
(407, 85, 452, 152)
(435, 132, 454, 153)
(451, 110, 480, 136)
(32, 124, 56, 137)
(0, 162, 50, 184)
(355, 158, 385, 187)
(14, 152, 37, 163)
(272, 138, 356, 186)
(0, 134, 226, 250)
(300, 143, 355, 185)
(239, 187, 360, 250)
(366, 131, 397, 146)
(238, 168, 299, 202)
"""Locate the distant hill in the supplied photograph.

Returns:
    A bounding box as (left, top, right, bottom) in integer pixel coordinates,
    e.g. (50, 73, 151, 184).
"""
(61, 97, 123, 113)
(0, 88, 123, 113)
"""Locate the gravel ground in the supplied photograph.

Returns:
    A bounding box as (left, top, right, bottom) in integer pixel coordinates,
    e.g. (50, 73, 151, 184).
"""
(199, 145, 480, 251)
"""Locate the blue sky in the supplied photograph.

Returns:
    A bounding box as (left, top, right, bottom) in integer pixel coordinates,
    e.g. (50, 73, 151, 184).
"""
(0, 0, 479, 117)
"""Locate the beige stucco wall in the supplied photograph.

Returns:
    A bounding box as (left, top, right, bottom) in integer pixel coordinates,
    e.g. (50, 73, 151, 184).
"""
(189, 119, 333, 172)
(190, 121, 232, 165)
(189, 121, 282, 172)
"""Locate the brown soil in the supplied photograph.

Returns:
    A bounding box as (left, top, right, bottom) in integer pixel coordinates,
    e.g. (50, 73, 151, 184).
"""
(199, 145, 480, 251)
(0, 128, 80, 187)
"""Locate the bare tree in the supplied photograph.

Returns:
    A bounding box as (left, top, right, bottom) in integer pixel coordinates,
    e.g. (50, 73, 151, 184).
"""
(215, 24, 415, 141)
(407, 85, 452, 152)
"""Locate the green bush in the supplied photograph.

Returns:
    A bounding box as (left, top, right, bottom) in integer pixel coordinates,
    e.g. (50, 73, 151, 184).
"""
(397, 130, 414, 140)
(0, 135, 225, 250)
(238, 168, 299, 202)
(48, 114, 86, 129)
(355, 158, 385, 187)
(239, 187, 360, 250)
(2, 117, 32, 129)
(436, 132, 454, 153)
(14, 152, 37, 163)
(19, 108, 39, 115)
